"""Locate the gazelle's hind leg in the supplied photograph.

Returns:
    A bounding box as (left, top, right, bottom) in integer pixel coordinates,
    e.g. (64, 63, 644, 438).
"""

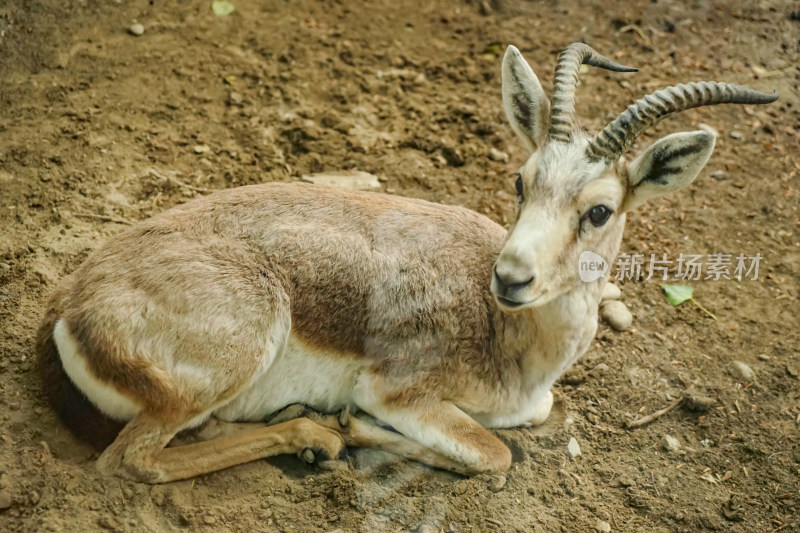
(97, 412, 346, 483)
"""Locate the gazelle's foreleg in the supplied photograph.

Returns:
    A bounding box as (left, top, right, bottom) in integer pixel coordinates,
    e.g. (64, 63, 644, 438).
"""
(349, 380, 512, 474)
(314, 412, 476, 474)
(97, 413, 346, 483)
(266, 405, 472, 473)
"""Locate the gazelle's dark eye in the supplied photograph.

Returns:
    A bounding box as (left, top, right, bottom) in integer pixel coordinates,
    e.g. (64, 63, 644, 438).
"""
(514, 174, 523, 200)
(586, 205, 613, 227)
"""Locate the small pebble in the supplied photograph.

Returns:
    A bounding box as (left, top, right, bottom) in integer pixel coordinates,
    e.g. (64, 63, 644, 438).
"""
(98, 516, 119, 530)
(710, 170, 730, 180)
(595, 520, 612, 532)
(228, 91, 243, 105)
(193, 144, 211, 154)
(661, 435, 681, 453)
(593, 362, 610, 373)
(729, 130, 742, 139)
(757, 353, 770, 361)
(601, 282, 621, 301)
(416, 525, 436, 533)
(600, 300, 632, 331)
(203, 514, 217, 525)
(732, 361, 754, 381)
(0, 262, 10, 271)
(684, 388, 715, 412)
(700, 439, 714, 447)
(128, 23, 145, 36)
(566, 437, 581, 458)
(0, 490, 11, 509)
(488, 147, 509, 163)
(487, 474, 506, 492)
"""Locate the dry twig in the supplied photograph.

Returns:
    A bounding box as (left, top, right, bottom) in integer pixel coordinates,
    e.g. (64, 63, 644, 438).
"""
(148, 168, 211, 193)
(626, 396, 684, 429)
(74, 212, 133, 225)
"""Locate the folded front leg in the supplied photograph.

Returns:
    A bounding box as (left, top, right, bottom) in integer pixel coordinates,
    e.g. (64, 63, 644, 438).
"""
(352, 377, 512, 474)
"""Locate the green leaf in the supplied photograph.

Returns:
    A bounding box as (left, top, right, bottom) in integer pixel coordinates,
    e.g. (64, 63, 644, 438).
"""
(211, 0, 236, 16)
(482, 43, 502, 55)
(661, 284, 693, 306)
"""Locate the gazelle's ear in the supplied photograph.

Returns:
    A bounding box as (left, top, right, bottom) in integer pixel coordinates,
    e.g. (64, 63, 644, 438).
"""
(502, 46, 550, 152)
(620, 131, 715, 213)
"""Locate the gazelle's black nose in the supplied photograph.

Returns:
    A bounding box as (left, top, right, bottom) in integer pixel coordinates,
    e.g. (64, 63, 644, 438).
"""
(493, 268, 535, 295)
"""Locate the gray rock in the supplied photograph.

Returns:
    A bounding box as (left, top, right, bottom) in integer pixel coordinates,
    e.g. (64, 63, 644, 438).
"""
(128, 23, 145, 36)
(593, 362, 610, 373)
(595, 520, 612, 532)
(301, 170, 381, 191)
(710, 170, 730, 180)
(487, 474, 506, 492)
(600, 300, 633, 331)
(729, 130, 742, 139)
(601, 282, 621, 301)
(566, 437, 581, 458)
(488, 147, 509, 163)
(732, 360, 755, 381)
(662, 435, 681, 452)
(98, 515, 119, 530)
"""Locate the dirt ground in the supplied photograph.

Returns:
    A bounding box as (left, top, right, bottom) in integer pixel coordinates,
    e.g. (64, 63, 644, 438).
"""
(0, 0, 798, 531)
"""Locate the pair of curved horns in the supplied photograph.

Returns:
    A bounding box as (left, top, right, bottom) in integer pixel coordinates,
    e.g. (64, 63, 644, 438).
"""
(546, 42, 778, 161)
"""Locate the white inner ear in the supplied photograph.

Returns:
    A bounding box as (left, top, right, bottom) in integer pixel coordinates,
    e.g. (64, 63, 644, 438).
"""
(502, 46, 550, 152)
(621, 131, 715, 212)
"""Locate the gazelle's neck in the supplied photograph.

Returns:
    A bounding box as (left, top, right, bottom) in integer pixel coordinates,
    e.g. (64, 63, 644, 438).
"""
(495, 278, 604, 394)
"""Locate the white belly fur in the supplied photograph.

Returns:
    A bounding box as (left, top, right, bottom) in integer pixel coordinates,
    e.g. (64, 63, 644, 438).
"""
(55, 319, 549, 430)
(213, 335, 366, 422)
(54, 319, 142, 421)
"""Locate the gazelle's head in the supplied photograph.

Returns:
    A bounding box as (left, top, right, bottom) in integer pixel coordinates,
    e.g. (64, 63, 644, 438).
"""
(491, 43, 777, 312)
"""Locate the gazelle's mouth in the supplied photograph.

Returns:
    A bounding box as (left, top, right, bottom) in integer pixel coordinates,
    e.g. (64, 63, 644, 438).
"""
(494, 292, 545, 312)
(496, 295, 524, 309)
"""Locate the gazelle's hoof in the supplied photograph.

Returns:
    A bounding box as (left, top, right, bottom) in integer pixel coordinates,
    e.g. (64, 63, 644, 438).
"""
(299, 448, 316, 464)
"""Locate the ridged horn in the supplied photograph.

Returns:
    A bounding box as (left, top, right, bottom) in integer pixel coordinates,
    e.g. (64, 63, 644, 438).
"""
(549, 43, 638, 143)
(587, 81, 778, 161)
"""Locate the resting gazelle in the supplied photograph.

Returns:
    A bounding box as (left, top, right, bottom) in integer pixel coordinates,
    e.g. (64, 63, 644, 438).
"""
(38, 43, 776, 482)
